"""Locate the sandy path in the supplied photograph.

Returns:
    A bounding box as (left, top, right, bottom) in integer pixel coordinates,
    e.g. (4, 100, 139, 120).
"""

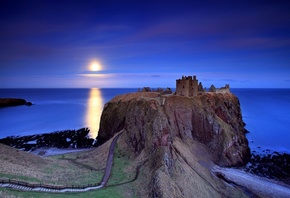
(213, 166, 290, 198)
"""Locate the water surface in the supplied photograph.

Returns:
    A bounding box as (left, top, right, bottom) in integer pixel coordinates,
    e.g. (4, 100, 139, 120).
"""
(232, 88, 290, 153)
(0, 88, 136, 138)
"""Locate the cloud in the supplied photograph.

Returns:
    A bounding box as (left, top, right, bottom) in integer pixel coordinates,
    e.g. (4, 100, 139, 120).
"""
(78, 74, 109, 78)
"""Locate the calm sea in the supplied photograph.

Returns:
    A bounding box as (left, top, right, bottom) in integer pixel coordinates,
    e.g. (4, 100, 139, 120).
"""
(0, 88, 136, 139)
(232, 89, 290, 153)
(0, 88, 289, 153)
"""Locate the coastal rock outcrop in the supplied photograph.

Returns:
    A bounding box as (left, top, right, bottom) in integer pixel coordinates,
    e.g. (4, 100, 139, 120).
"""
(97, 91, 251, 197)
(246, 151, 290, 184)
(0, 98, 32, 107)
(98, 92, 250, 166)
(0, 128, 95, 151)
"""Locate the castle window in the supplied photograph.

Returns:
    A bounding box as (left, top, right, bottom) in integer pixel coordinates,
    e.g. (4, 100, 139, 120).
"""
(183, 86, 184, 88)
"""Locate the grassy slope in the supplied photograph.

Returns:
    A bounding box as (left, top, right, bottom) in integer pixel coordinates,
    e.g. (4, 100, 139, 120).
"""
(0, 136, 138, 198)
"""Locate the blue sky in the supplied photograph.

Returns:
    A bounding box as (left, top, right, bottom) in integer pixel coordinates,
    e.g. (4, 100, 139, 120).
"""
(0, 0, 290, 88)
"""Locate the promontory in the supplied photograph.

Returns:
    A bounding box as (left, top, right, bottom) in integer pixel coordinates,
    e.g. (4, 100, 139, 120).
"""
(97, 76, 251, 197)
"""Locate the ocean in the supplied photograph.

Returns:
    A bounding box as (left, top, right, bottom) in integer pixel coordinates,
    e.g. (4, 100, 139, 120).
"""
(232, 89, 290, 153)
(0, 88, 136, 139)
(0, 88, 289, 153)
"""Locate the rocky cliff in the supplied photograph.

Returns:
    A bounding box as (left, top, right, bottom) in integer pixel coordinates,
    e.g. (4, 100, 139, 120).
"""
(97, 92, 251, 197)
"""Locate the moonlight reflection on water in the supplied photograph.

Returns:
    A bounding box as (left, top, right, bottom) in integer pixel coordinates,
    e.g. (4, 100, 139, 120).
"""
(86, 88, 103, 138)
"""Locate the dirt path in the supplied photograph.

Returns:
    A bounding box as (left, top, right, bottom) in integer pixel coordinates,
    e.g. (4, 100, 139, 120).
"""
(100, 130, 123, 186)
(0, 130, 124, 193)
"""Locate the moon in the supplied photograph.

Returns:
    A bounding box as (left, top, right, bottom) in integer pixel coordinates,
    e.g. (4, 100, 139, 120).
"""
(90, 61, 101, 71)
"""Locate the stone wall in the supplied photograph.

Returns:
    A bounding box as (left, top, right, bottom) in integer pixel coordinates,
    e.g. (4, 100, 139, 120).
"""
(215, 84, 230, 94)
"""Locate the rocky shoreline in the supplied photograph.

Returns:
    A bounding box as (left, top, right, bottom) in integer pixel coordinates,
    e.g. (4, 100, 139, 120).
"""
(0, 128, 96, 152)
(0, 98, 32, 107)
(245, 150, 290, 185)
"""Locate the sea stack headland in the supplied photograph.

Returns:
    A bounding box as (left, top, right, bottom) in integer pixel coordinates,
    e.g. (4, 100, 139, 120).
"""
(0, 98, 32, 108)
(97, 75, 251, 197)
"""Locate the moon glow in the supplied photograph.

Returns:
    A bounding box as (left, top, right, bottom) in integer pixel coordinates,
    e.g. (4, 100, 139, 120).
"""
(90, 61, 101, 71)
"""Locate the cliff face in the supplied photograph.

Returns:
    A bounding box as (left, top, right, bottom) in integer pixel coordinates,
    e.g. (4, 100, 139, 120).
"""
(98, 92, 250, 197)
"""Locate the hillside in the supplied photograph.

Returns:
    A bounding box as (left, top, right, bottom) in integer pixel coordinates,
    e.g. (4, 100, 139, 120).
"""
(0, 137, 139, 197)
(0, 143, 48, 173)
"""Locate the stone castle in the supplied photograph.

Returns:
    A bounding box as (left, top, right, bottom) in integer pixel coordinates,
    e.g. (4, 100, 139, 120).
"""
(176, 75, 230, 97)
(176, 76, 204, 97)
(139, 75, 230, 97)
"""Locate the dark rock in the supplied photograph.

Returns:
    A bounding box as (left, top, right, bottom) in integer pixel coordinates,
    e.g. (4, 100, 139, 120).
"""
(0, 128, 95, 151)
(0, 98, 27, 108)
(25, 101, 33, 106)
(245, 151, 290, 184)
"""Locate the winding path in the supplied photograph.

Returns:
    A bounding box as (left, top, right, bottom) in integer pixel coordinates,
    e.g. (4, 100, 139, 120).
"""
(0, 130, 124, 193)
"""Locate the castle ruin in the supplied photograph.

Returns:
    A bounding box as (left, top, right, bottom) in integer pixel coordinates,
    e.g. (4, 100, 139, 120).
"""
(176, 75, 230, 97)
(209, 84, 230, 94)
(176, 76, 205, 97)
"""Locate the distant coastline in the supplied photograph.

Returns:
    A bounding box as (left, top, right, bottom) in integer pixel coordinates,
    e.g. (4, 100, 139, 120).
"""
(0, 98, 32, 108)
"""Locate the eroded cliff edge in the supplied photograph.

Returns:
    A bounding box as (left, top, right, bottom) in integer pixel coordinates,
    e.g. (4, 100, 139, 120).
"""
(97, 92, 251, 197)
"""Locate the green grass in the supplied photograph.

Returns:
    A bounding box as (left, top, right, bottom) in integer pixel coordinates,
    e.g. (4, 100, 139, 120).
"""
(0, 173, 41, 183)
(38, 159, 104, 186)
(0, 142, 138, 197)
(107, 146, 132, 186)
(49, 152, 79, 160)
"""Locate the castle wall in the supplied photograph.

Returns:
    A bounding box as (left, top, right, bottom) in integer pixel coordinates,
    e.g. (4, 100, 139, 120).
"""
(176, 78, 188, 96)
(215, 89, 230, 94)
(176, 76, 230, 96)
(215, 84, 230, 94)
(191, 78, 198, 96)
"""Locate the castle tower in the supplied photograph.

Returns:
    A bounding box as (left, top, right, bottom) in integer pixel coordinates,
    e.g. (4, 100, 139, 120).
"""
(176, 75, 198, 97)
